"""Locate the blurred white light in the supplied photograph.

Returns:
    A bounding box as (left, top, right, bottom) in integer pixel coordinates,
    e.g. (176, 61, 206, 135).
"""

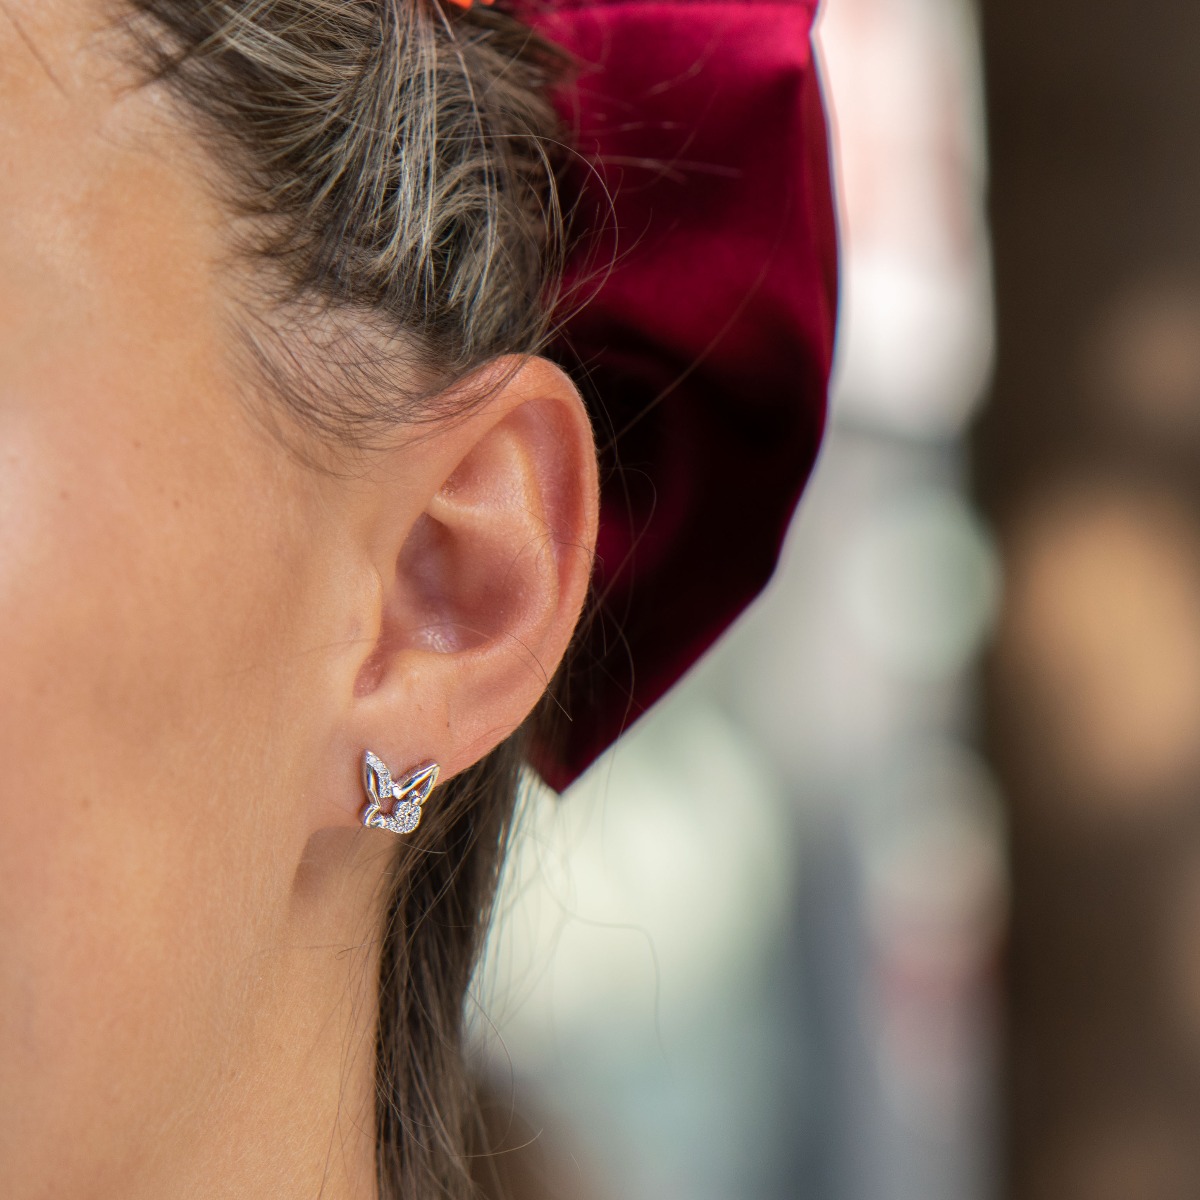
(835, 250, 994, 437)
(818, 0, 994, 437)
(477, 695, 791, 1053)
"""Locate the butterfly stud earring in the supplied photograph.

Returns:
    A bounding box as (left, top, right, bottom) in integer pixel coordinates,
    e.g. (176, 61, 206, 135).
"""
(361, 750, 440, 835)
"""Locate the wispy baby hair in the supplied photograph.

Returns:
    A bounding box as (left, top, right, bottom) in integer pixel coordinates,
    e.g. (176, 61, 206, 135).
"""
(119, 0, 572, 443)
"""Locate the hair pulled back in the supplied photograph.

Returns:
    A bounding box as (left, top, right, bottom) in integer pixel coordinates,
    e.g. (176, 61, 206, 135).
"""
(120, 0, 570, 441)
(113, 2, 574, 1196)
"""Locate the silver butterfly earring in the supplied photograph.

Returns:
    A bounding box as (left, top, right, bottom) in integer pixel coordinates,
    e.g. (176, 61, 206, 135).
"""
(360, 750, 440, 835)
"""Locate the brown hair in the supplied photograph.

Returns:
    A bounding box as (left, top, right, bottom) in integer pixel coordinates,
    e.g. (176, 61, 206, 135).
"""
(112, 2, 575, 1196)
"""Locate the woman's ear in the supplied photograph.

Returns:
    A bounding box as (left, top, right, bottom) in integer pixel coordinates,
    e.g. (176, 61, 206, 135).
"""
(337, 354, 598, 811)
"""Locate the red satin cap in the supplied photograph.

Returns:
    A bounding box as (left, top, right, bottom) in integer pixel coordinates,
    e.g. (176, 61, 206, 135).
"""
(529, 0, 838, 789)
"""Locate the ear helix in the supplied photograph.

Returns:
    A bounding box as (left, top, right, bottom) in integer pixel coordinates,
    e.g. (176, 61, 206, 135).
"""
(360, 751, 440, 835)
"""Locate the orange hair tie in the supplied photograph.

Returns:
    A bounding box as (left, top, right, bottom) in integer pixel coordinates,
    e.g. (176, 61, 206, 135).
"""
(444, 0, 494, 9)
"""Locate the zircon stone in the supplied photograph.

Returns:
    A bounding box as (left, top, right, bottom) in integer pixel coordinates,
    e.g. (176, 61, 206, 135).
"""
(364, 751, 392, 801)
(388, 802, 422, 835)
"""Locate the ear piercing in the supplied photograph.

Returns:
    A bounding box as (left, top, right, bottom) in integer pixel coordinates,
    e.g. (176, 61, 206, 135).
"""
(361, 750, 440, 835)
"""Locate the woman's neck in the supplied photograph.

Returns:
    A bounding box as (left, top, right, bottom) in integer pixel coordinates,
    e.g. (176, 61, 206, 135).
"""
(134, 832, 389, 1200)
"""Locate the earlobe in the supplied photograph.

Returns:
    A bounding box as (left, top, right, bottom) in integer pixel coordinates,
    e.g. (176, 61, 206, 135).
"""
(349, 355, 598, 792)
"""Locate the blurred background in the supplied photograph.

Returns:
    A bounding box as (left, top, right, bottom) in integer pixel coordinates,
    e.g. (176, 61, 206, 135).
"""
(473, 1, 1200, 1197)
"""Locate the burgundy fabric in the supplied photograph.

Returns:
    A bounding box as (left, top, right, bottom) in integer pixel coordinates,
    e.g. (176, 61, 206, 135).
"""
(527, 0, 838, 789)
